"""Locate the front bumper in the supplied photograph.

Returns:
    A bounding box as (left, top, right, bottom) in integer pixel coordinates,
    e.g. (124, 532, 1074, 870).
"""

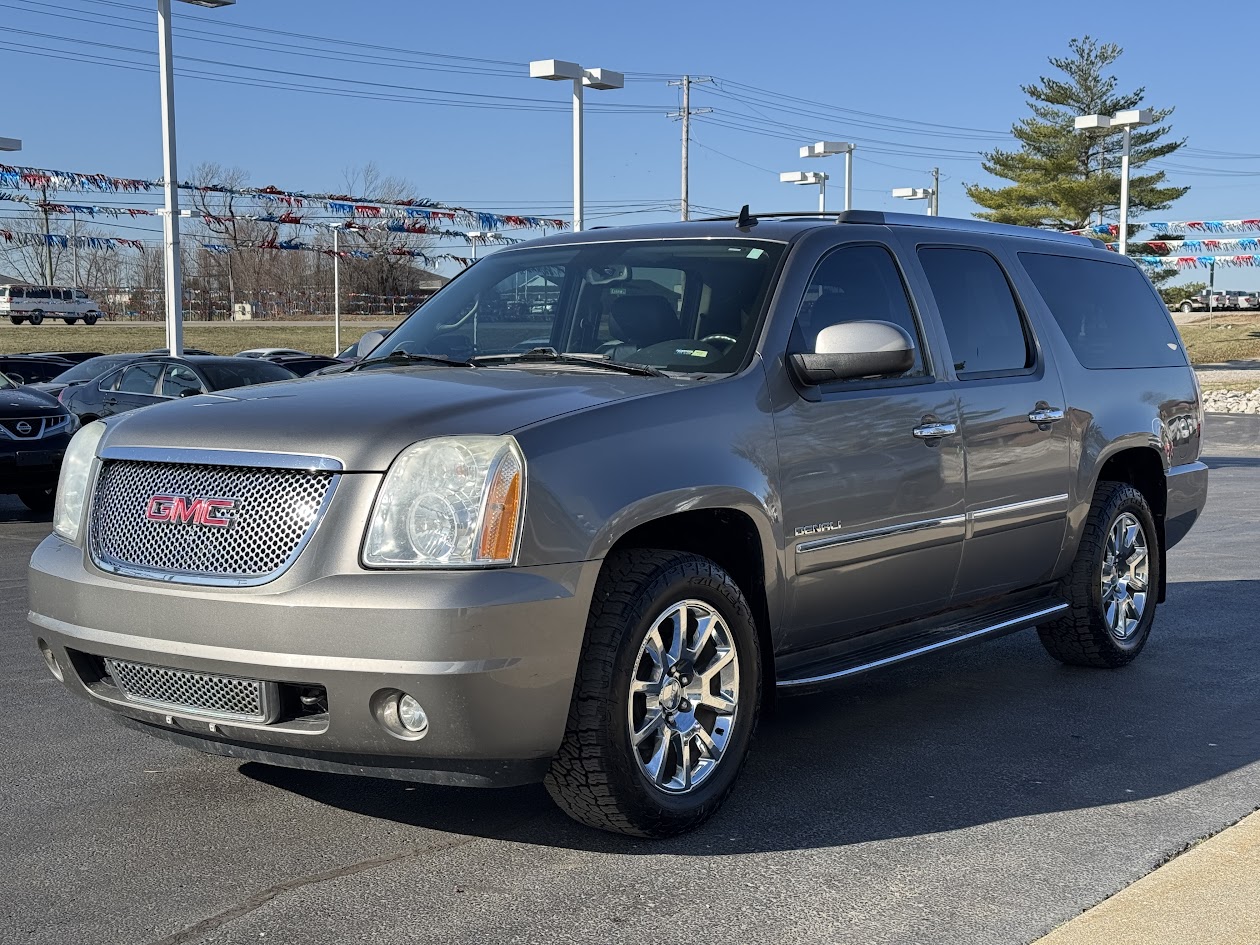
(0, 434, 68, 491)
(29, 535, 600, 787)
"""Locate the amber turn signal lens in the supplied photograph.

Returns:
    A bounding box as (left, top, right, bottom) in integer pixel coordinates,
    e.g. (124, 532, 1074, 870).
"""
(477, 455, 522, 563)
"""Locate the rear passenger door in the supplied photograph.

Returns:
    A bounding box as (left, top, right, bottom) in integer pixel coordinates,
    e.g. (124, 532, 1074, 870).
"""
(914, 245, 1071, 601)
(107, 362, 167, 416)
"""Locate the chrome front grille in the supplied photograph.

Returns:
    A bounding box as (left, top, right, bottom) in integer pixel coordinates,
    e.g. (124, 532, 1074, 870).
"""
(103, 658, 278, 723)
(89, 458, 336, 585)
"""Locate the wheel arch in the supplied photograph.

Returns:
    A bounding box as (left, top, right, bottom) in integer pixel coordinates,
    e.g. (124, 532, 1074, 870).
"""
(1092, 445, 1168, 603)
(600, 502, 782, 702)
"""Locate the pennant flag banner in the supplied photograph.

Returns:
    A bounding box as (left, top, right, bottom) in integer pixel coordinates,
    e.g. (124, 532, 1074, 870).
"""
(0, 163, 152, 194)
(0, 228, 146, 251)
(1127, 238, 1260, 255)
(1, 162, 571, 231)
(1141, 220, 1260, 234)
(1067, 220, 1260, 238)
(1135, 254, 1260, 270)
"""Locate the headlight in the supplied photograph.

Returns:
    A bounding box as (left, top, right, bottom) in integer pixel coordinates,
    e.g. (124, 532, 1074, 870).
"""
(53, 420, 106, 543)
(363, 435, 525, 568)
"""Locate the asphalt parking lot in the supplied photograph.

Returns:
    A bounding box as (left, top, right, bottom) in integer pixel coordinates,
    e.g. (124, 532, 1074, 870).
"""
(3, 416, 1259, 945)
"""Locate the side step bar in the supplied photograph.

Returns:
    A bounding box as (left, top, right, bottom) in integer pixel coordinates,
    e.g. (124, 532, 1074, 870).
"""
(776, 601, 1068, 690)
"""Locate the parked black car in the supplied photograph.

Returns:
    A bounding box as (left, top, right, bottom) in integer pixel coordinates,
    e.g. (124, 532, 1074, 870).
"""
(0, 370, 76, 511)
(27, 353, 167, 400)
(61, 356, 299, 421)
(0, 355, 74, 386)
(265, 354, 343, 376)
(15, 351, 105, 364)
(147, 347, 218, 356)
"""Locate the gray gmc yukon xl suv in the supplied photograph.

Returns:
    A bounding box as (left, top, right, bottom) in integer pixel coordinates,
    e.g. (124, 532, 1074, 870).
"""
(30, 210, 1208, 837)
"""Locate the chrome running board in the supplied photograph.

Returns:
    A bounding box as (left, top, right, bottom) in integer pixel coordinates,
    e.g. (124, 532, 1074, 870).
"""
(776, 601, 1068, 689)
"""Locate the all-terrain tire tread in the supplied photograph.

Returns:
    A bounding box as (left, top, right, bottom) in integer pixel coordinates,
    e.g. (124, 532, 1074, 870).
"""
(1037, 481, 1157, 668)
(544, 548, 760, 837)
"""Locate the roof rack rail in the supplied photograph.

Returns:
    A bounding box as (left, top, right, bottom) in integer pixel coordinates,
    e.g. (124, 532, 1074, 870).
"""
(698, 209, 1097, 247)
(832, 210, 1098, 246)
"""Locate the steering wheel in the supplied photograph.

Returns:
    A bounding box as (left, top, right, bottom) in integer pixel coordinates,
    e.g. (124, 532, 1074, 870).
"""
(700, 334, 739, 351)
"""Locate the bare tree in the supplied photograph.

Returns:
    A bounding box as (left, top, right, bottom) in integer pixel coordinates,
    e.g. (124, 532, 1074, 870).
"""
(338, 163, 437, 312)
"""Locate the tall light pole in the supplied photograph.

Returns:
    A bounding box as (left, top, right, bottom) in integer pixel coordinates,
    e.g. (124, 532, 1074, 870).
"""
(529, 59, 623, 232)
(1075, 109, 1153, 256)
(801, 141, 854, 211)
(780, 170, 828, 212)
(157, 0, 235, 356)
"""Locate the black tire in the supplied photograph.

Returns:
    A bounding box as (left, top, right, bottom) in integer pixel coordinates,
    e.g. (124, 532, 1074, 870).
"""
(9, 316, 23, 325)
(17, 487, 55, 513)
(28, 310, 43, 326)
(63, 318, 78, 326)
(545, 549, 762, 837)
(1038, 482, 1161, 668)
(83, 313, 99, 326)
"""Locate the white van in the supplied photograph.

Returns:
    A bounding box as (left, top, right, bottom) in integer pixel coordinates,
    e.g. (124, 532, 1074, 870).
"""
(1, 285, 103, 325)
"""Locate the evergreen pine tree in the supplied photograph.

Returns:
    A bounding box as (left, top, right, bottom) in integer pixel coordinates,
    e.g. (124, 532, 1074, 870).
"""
(966, 37, 1187, 235)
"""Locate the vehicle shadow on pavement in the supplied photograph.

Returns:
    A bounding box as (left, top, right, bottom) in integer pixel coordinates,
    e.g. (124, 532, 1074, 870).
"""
(243, 577, 1260, 856)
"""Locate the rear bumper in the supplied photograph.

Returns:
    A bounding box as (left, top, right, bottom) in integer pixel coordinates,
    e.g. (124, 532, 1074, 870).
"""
(1166, 460, 1209, 549)
(29, 535, 601, 787)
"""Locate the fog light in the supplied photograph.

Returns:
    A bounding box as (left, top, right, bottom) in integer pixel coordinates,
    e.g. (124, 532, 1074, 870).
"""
(37, 639, 63, 681)
(398, 694, 428, 735)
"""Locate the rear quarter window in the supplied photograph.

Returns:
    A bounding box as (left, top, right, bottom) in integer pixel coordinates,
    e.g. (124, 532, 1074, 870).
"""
(1018, 252, 1186, 369)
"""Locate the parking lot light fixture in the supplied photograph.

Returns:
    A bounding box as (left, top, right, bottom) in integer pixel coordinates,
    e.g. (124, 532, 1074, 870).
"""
(0, 136, 20, 152)
(529, 59, 623, 233)
(780, 170, 828, 213)
(465, 231, 500, 261)
(157, 0, 235, 357)
(801, 141, 854, 211)
(892, 186, 936, 215)
(1076, 109, 1153, 255)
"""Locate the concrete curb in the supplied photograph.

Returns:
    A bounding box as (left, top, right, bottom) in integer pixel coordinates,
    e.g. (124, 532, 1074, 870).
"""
(1034, 809, 1260, 945)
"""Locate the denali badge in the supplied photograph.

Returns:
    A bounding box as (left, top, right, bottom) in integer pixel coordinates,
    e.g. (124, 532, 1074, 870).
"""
(145, 495, 237, 528)
(795, 521, 842, 538)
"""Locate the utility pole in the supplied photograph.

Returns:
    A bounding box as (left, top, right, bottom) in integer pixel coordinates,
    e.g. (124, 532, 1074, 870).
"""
(931, 167, 940, 217)
(668, 76, 712, 220)
(39, 184, 54, 284)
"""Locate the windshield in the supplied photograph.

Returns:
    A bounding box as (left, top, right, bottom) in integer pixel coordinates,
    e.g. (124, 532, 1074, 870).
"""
(51, 354, 138, 384)
(369, 238, 786, 374)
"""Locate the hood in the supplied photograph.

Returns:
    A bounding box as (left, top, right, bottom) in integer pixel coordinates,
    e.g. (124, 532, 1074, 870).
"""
(101, 366, 687, 470)
(27, 381, 70, 397)
(0, 385, 65, 417)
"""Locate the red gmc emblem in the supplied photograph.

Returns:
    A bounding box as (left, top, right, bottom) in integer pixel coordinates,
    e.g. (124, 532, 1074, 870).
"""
(145, 495, 237, 528)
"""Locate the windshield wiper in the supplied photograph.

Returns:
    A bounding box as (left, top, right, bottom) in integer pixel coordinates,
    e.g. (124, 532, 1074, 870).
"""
(348, 351, 475, 371)
(472, 348, 666, 377)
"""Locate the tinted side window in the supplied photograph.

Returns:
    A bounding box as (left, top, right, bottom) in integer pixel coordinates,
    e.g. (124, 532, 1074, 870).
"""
(918, 247, 1032, 376)
(793, 244, 927, 377)
(117, 363, 164, 395)
(1018, 253, 1187, 369)
(160, 364, 204, 397)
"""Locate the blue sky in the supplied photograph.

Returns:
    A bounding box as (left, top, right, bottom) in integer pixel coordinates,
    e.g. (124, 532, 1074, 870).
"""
(3, 0, 1260, 286)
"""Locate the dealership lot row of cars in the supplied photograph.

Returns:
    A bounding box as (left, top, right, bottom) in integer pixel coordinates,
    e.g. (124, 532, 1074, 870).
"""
(0, 345, 358, 511)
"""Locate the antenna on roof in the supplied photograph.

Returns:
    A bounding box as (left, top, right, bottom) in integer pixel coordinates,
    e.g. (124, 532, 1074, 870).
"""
(735, 204, 757, 231)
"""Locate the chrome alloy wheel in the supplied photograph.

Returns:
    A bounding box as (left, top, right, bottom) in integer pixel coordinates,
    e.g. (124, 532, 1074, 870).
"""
(627, 599, 740, 795)
(1101, 512, 1150, 641)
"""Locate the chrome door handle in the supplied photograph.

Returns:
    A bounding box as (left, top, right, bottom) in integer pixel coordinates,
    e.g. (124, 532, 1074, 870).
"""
(912, 421, 958, 439)
(1028, 407, 1065, 424)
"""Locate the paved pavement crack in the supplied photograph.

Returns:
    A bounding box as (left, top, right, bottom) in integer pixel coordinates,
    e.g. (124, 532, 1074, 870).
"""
(142, 820, 529, 945)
